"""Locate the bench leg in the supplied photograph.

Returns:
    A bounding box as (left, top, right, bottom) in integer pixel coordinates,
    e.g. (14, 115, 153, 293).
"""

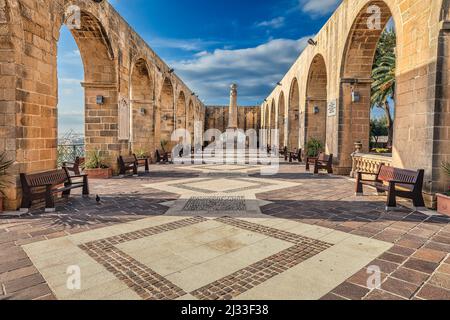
(45, 185, 56, 213)
(386, 186, 397, 211)
(327, 166, 333, 174)
(145, 160, 149, 172)
(305, 161, 310, 171)
(355, 174, 364, 196)
(83, 176, 90, 196)
(20, 197, 32, 210)
(313, 163, 319, 175)
(412, 192, 426, 210)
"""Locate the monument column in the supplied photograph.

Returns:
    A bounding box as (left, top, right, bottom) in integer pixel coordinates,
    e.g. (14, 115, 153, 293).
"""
(228, 84, 238, 129)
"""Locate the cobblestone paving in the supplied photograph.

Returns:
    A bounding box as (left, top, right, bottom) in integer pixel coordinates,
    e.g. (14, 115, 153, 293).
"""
(251, 166, 450, 300)
(1, 164, 450, 300)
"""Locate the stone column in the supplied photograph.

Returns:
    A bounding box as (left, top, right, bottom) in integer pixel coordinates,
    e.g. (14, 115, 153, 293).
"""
(228, 84, 238, 129)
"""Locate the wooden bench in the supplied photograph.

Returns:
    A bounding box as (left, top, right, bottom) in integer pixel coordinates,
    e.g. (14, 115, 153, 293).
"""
(20, 168, 89, 212)
(134, 154, 150, 173)
(156, 150, 171, 164)
(306, 152, 333, 174)
(63, 157, 84, 176)
(118, 155, 138, 176)
(289, 149, 302, 163)
(356, 165, 426, 211)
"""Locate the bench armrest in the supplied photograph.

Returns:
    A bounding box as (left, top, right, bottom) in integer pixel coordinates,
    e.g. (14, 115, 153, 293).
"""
(71, 174, 88, 179)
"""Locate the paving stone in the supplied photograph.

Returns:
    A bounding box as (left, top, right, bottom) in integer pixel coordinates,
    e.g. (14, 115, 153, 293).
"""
(380, 277, 420, 299)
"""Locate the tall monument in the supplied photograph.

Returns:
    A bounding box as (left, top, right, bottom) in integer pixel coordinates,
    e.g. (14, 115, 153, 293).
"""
(228, 83, 238, 129)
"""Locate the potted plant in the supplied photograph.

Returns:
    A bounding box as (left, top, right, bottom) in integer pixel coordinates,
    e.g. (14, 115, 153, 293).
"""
(83, 150, 112, 179)
(305, 138, 324, 157)
(0, 152, 14, 213)
(437, 162, 450, 216)
(134, 149, 147, 159)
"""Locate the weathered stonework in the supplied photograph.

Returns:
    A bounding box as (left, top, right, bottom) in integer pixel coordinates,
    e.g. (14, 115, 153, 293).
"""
(204, 106, 261, 133)
(262, 0, 450, 193)
(0, 0, 205, 209)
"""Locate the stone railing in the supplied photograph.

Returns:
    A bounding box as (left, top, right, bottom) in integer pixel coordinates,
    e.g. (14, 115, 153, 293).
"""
(350, 152, 393, 177)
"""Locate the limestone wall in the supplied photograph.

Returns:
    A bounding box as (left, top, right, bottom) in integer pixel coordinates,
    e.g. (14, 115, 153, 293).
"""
(0, 0, 205, 209)
(262, 0, 450, 192)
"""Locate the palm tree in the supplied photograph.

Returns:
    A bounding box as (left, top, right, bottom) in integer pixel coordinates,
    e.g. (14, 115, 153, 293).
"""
(371, 29, 396, 148)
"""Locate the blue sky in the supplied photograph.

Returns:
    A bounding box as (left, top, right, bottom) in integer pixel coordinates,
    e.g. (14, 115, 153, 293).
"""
(58, 0, 349, 134)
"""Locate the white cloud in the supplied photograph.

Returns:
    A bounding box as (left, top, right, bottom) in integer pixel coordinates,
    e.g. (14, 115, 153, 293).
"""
(300, 0, 342, 16)
(173, 37, 311, 105)
(149, 37, 220, 52)
(255, 17, 285, 29)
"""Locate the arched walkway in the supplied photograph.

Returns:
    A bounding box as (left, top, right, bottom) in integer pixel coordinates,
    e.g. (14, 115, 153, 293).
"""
(176, 91, 187, 130)
(278, 91, 286, 148)
(288, 78, 300, 150)
(131, 59, 154, 155)
(339, 1, 395, 172)
(305, 54, 327, 148)
(158, 77, 175, 147)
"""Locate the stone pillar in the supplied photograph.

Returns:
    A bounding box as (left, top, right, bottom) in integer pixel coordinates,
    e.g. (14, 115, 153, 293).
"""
(228, 84, 238, 129)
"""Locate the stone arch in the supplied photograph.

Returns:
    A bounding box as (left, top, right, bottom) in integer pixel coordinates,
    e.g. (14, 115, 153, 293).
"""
(270, 99, 276, 146)
(176, 91, 187, 129)
(57, 10, 118, 157)
(338, 0, 395, 173)
(131, 58, 154, 155)
(278, 91, 286, 148)
(158, 77, 175, 146)
(288, 78, 300, 150)
(305, 54, 327, 148)
(187, 99, 195, 142)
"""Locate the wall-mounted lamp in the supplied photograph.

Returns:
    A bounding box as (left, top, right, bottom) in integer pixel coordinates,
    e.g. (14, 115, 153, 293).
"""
(162, 114, 169, 121)
(264, 99, 267, 103)
(96, 95, 105, 105)
(140, 108, 146, 116)
(351, 90, 360, 103)
(191, 92, 196, 96)
(308, 38, 318, 46)
(277, 82, 282, 86)
(313, 106, 320, 114)
(168, 68, 175, 74)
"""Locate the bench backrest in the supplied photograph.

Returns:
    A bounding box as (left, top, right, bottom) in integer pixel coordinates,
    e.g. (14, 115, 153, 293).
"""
(318, 153, 333, 164)
(20, 168, 70, 190)
(377, 165, 424, 189)
(120, 155, 137, 165)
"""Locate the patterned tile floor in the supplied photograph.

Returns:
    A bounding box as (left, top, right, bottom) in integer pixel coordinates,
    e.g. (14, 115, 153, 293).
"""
(1, 163, 450, 300)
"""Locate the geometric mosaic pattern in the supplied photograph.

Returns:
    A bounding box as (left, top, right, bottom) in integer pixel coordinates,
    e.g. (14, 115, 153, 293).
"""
(170, 177, 273, 194)
(182, 197, 246, 212)
(78, 216, 332, 300)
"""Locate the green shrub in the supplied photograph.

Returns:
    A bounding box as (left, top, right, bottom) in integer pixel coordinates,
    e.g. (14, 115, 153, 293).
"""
(84, 150, 109, 169)
(305, 138, 324, 157)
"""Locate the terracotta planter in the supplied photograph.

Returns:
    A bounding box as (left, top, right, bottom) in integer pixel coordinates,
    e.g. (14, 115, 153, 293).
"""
(85, 168, 112, 179)
(437, 193, 450, 216)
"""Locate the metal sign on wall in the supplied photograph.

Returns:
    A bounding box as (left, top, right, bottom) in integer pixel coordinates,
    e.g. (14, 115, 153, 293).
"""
(327, 100, 337, 117)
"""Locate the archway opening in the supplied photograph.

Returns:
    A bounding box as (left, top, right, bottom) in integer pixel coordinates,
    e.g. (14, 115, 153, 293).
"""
(131, 59, 154, 156)
(188, 100, 195, 142)
(370, 19, 396, 154)
(270, 99, 276, 147)
(56, 11, 117, 168)
(57, 25, 85, 166)
(288, 78, 300, 150)
(278, 92, 286, 148)
(176, 91, 186, 130)
(159, 77, 175, 150)
(339, 1, 395, 172)
(305, 54, 327, 152)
